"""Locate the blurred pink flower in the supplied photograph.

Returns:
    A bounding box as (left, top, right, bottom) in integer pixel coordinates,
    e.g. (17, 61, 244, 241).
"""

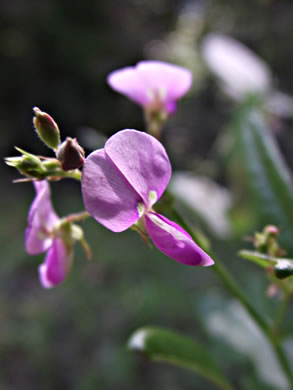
(107, 61, 192, 114)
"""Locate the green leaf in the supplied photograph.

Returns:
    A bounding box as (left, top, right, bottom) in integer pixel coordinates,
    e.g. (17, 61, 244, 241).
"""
(232, 98, 293, 248)
(239, 249, 293, 279)
(128, 326, 233, 390)
(238, 250, 276, 268)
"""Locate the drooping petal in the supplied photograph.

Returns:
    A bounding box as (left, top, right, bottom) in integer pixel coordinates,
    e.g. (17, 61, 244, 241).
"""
(25, 180, 59, 255)
(39, 238, 73, 288)
(107, 66, 150, 106)
(105, 129, 171, 208)
(136, 61, 193, 105)
(145, 212, 214, 266)
(81, 148, 144, 232)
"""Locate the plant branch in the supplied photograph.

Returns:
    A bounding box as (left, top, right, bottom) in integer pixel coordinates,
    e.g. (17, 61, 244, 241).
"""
(170, 207, 293, 389)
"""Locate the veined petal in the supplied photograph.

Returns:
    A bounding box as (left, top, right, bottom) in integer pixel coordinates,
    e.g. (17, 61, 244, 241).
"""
(81, 148, 143, 232)
(145, 212, 214, 266)
(107, 66, 150, 106)
(25, 180, 59, 255)
(136, 61, 192, 104)
(39, 238, 73, 288)
(105, 129, 171, 208)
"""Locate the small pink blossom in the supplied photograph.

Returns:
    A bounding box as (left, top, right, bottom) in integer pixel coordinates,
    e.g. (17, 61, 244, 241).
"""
(25, 181, 73, 288)
(107, 61, 192, 114)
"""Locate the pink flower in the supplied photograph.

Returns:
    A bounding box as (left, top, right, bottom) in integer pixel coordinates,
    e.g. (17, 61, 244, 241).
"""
(81, 129, 213, 267)
(107, 61, 192, 114)
(25, 181, 73, 288)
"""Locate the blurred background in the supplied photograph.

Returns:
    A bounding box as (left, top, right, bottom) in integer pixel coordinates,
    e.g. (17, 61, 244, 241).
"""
(1, 0, 293, 389)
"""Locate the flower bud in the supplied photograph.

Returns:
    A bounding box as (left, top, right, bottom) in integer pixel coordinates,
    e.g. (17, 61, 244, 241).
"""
(274, 259, 293, 279)
(56, 137, 85, 171)
(5, 148, 45, 179)
(264, 225, 279, 237)
(33, 107, 61, 150)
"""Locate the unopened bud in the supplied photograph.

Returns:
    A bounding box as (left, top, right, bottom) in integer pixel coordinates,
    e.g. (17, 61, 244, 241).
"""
(57, 137, 85, 171)
(264, 225, 280, 237)
(5, 147, 45, 179)
(33, 107, 60, 150)
(42, 159, 62, 171)
(274, 259, 293, 279)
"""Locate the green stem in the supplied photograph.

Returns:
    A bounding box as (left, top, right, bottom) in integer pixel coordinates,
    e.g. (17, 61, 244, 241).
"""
(65, 211, 91, 223)
(212, 255, 293, 390)
(170, 208, 293, 389)
(275, 291, 291, 332)
(46, 169, 82, 181)
(144, 109, 168, 140)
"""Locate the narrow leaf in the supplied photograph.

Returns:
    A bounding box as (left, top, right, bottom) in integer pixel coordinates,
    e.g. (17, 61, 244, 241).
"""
(232, 98, 293, 248)
(128, 326, 233, 390)
(239, 249, 293, 280)
(238, 250, 276, 268)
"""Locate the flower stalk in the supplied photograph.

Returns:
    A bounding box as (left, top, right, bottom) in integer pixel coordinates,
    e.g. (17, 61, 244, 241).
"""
(170, 207, 293, 389)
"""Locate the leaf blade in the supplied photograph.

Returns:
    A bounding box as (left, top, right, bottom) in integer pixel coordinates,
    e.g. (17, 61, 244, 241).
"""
(238, 249, 276, 268)
(128, 326, 233, 390)
(232, 99, 293, 248)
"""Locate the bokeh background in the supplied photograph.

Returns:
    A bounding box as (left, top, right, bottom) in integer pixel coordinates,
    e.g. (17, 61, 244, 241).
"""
(1, 0, 293, 389)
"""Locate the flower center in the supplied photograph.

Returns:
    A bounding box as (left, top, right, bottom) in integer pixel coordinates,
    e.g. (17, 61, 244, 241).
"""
(137, 202, 145, 218)
(146, 87, 166, 101)
(146, 87, 168, 112)
(148, 190, 157, 205)
(137, 190, 157, 217)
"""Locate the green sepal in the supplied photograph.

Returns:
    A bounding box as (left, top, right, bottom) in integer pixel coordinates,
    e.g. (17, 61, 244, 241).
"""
(5, 147, 46, 179)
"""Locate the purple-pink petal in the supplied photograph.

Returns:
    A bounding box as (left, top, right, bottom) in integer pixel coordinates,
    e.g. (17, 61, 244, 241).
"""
(105, 129, 171, 208)
(107, 61, 192, 109)
(25, 180, 59, 255)
(136, 61, 192, 103)
(81, 148, 143, 232)
(145, 212, 214, 266)
(39, 238, 73, 288)
(107, 66, 150, 106)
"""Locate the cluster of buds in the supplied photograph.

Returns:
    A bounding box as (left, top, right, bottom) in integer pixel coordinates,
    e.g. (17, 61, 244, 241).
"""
(5, 107, 88, 287)
(253, 225, 286, 258)
(34, 107, 85, 172)
(6, 108, 85, 181)
(240, 225, 293, 288)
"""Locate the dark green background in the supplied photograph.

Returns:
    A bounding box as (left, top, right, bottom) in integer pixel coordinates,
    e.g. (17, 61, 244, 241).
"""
(1, 1, 293, 389)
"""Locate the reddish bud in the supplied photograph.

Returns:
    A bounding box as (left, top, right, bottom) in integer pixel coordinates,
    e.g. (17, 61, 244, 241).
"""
(264, 225, 280, 236)
(57, 137, 85, 171)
